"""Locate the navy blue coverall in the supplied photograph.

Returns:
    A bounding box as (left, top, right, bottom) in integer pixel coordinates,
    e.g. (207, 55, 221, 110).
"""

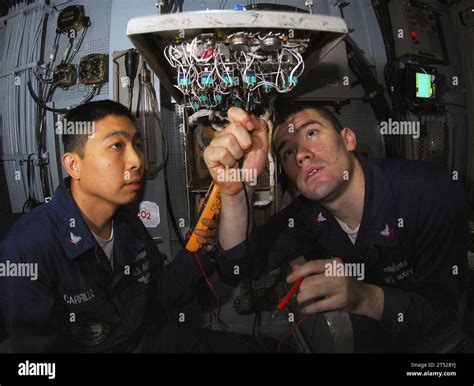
(216, 152, 470, 352)
(0, 178, 214, 352)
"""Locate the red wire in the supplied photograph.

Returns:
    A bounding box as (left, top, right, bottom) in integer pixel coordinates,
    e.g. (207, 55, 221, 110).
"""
(193, 250, 309, 352)
(277, 314, 310, 353)
(193, 252, 221, 317)
(193, 252, 260, 351)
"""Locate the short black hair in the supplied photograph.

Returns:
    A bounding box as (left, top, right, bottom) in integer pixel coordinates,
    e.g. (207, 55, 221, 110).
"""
(62, 99, 135, 157)
(274, 101, 343, 134)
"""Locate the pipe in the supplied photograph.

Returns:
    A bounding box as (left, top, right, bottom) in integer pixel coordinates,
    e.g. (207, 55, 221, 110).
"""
(0, 0, 56, 25)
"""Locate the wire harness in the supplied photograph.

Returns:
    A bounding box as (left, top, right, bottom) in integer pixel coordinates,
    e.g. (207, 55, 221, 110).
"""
(164, 31, 308, 112)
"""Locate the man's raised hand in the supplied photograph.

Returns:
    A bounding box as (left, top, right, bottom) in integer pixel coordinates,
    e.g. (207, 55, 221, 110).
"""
(204, 107, 269, 196)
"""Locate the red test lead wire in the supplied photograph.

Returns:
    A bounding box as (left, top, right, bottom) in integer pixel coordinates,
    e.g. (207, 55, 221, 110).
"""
(272, 277, 304, 319)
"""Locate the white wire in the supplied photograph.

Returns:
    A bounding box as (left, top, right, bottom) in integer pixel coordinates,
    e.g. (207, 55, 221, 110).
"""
(164, 32, 307, 110)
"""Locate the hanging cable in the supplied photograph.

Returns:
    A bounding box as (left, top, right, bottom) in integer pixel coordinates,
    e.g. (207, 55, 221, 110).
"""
(344, 35, 400, 157)
(66, 27, 88, 65)
(22, 154, 40, 213)
(163, 165, 186, 248)
(145, 83, 169, 173)
(27, 79, 68, 113)
(370, 0, 405, 157)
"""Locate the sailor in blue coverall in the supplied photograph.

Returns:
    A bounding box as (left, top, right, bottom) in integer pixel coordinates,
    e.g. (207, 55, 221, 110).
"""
(204, 103, 470, 352)
(0, 100, 233, 353)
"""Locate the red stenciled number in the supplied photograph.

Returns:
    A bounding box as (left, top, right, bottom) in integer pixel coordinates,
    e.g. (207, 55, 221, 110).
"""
(138, 210, 152, 219)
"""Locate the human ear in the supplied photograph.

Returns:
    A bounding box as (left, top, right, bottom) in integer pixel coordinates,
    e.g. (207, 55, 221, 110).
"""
(62, 152, 82, 180)
(340, 127, 357, 152)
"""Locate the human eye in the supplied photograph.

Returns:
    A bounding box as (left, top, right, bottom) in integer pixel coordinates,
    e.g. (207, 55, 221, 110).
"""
(111, 142, 123, 150)
(307, 129, 318, 138)
(282, 147, 295, 161)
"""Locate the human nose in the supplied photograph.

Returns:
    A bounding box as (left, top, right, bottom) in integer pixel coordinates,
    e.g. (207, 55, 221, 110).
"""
(127, 143, 143, 172)
(295, 143, 313, 166)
